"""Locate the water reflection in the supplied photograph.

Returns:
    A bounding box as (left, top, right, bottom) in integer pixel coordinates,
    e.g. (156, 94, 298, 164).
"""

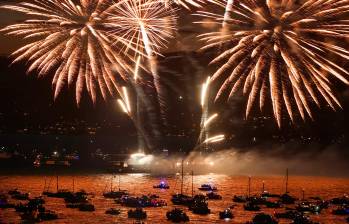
(0, 174, 348, 223)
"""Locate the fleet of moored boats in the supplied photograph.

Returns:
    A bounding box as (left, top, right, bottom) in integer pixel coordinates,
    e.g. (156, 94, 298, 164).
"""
(0, 170, 349, 223)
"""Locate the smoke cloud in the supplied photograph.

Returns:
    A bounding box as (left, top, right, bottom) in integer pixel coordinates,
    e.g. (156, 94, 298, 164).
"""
(147, 145, 349, 177)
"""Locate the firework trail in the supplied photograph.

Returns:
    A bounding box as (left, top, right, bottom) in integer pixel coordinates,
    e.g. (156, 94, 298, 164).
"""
(107, 0, 177, 125)
(130, 55, 159, 151)
(196, 76, 224, 151)
(1, 0, 135, 105)
(117, 85, 153, 150)
(202, 134, 225, 144)
(197, 0, 349, 127)
(199, 76, 211, 146)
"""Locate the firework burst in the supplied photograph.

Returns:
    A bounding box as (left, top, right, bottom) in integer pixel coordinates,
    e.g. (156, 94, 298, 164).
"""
(106, 0, 177, 60)
(197, 0, 349, 127)
(107, 0, 177, 123)
(162, 0, 205, 9)
(1, 0, 134, 104)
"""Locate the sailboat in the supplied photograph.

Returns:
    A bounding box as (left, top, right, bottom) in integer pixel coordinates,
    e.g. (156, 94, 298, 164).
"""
(261, 181, 281, 198)
(233, 176, 251, 203)
(103, 174, 128, 199)
(43, 175, 72, 198)
(171, 159, 193, 206)
(166, 208, 190, 222)
(187, 171, 211, 215)
(280, 168, 296, 204)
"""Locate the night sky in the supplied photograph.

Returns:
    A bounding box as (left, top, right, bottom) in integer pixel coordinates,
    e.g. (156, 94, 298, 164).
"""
(0, 0, 349, 162)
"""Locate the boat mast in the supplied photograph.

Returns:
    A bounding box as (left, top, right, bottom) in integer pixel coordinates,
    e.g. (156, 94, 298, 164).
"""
(118, 174, 121, 191)
(44, 177, 47, 192)
(302, 188, 305, 201)
(248, 176, 251, 198)
(181, 158, 184, 195)
(191, 170, 194, 197)
(110, 175, 113, 192)
(285, 168, 289, 193)
(262, 180, 265, 193)
(56, 175, 59, 193)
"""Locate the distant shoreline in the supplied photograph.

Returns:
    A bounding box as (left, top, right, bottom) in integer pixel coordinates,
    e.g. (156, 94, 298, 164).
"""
(1, 169, 349, 180)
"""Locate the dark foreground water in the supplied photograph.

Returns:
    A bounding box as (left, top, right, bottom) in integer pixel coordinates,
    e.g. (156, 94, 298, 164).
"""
(0, 174, 348, 223)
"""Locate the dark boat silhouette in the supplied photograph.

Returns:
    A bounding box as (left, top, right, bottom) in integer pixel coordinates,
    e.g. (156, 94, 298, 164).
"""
(260, 181, 280, 198)
(234, 176, 253, 204)
(15, 196, 45, 213)
(249, 196, 267, 205)
(247, 213, 278, 224)
(128, 208, 147, 219)
(190, 202, 210, 215)
(219, 209, 233, 220)
(275, 210, 302, 219)
(261, 191, 280, 198)
(29, 197, 45, 205)
(317, 200, 329, 209)
(233, 195, 248, 203)
(189, 195, 210, 215)
(292, 215, 318, 224)
(0, 194, 14, 209)
(296, 202, 322, 214)
(166, 208, 189, 222)
(42, 176, 74, 198)
(171, 160, 194, 206)
(106, 208, 121, 215)
(20, 209, 58, 222)
(20, 212, 38, 222)
(43, 189, 73, 198)
(103, 190, 129, 199)
(15, 196, 58, 222)
(206, 191, 222, 200)
(153, 181, 170, 189)
(280, 193, 297, 204)
(198, 184, 217, 191)
(9, 189, 29, 200)
(279, 169, 297, 204)
(12, 193, 29, 200)
(14, 203, 41, 213)
(64, 191, 88, 204)
(148, 194, 160, 199)
(244, 202, 261, 211)
(117, 195, 167, 207)
(103, 174, 129, 199)
(78, 203, 95, 212)
(265, 200, 282, 208)
(332, 206, 349, 215)
(8, 189, 21, 195)
(116, 196, 141, 207)
(331, 195, 349, 205)
(38, 210, 59, 221)
(171, 193, 193, 206)
(60, 187, 93, 211)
